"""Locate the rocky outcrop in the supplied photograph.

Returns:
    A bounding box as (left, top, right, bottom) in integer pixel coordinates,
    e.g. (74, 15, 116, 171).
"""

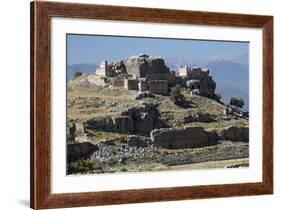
(150, 127, 209, 149)
(121, 103, 160, 134)
(67, 142, 98, 162)
(85, 115, 134, 134)
(127, 135, 152, 147)
(218, 126, 249, 142)
(70, 74, 107, 87)
(85, 103, 160, 135)
(66, 121, 88, 142)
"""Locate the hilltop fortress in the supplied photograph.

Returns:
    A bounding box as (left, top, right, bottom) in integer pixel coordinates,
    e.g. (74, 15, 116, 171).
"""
(67, 54, 249, 173)
(94, 54, 216, 98)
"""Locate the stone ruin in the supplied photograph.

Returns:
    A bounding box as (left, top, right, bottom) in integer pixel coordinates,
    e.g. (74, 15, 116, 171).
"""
(123, 54, 170, 77)
(180, 66, 216, 98)
(94, 54, 216, 98)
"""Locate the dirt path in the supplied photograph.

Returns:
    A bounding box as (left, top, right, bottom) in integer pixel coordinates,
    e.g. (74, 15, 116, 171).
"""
(167, 158, 249, 170)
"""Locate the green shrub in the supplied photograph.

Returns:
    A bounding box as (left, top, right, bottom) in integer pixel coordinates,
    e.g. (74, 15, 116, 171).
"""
(230, 97, 244, 108)
(74, 71, 83, 79)
(170, 84, 184, 105)
(214, 93, 222, 101)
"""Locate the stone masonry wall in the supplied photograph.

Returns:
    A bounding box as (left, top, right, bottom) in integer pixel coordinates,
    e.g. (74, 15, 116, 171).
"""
(148, 80, 168, 95)
(138, 80, 148, 92)
(124, 79, 139, 90)
(145, 73, 177, 87)
(111, 78, 125, 87)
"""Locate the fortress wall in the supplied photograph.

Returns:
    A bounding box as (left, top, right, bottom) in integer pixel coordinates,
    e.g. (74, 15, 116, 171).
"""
(124, 59, 141, 77)
(124, 79, 139, 90)
(111, 78, 125, 87)
(138, 80, 148, 92)
(95, 68, 106, 76)
(146, 73, 176, 87)
(148, 80, 168, 95)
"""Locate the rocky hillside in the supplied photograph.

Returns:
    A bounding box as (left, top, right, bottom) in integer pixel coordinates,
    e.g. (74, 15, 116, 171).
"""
(67, 75, 249, 174)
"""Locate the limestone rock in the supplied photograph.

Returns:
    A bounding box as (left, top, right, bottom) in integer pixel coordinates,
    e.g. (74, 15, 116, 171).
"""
(70, 74, 107, 87)
(218, 126, 249, 142)
(85, 115, 134, 134)
(67, 142, 98, 162)
(85, 103, 160, 135)
(121, 103, 160, 134)
(150, 127, 208, 149)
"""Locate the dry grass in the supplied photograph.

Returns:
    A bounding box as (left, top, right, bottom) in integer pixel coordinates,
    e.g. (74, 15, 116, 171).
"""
(87, 130, 129, 144)
(168, 158, 249, 170)
(67, 83, 249, 129)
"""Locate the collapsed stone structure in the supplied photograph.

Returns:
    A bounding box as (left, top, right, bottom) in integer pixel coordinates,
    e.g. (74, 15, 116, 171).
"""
(94, 54, 216, 98)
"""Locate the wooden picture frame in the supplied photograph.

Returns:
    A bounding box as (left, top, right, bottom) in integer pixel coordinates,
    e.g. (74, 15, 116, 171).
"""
(30, 1, 273, 209)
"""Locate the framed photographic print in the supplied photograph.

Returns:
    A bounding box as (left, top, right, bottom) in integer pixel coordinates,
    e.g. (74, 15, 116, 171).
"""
(30, 1, 273, 209)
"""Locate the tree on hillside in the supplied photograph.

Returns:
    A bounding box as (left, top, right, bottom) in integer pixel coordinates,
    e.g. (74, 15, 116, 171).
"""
(229, 97, 244, 108)
(170, 84, 185, 105)
(74, 71, 83, 79)
(214, 93, 222, 102)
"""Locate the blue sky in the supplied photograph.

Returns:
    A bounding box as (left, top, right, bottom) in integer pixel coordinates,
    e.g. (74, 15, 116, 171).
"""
(66, 34, 249, 65)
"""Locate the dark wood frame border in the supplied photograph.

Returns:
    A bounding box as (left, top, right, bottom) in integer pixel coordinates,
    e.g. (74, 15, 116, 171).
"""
(30, 1, 273, 209)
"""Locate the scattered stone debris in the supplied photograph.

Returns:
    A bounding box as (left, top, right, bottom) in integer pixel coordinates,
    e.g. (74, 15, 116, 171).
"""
(183, 113, 215, 123)
(135, 91, 155, 100)
(127, 135, 152, 147)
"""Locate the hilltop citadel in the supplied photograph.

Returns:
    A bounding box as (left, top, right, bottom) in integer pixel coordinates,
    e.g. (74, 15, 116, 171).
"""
(94, 54, 216, 98)
(67, 54, 249, 174)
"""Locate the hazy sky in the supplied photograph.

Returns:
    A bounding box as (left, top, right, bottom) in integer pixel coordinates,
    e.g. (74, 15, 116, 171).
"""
(66, 34, 249, 65)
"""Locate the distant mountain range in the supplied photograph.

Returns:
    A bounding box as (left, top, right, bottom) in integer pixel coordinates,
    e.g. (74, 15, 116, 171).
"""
(67, 53, 249, 110)
(67, 63, 98, 80)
